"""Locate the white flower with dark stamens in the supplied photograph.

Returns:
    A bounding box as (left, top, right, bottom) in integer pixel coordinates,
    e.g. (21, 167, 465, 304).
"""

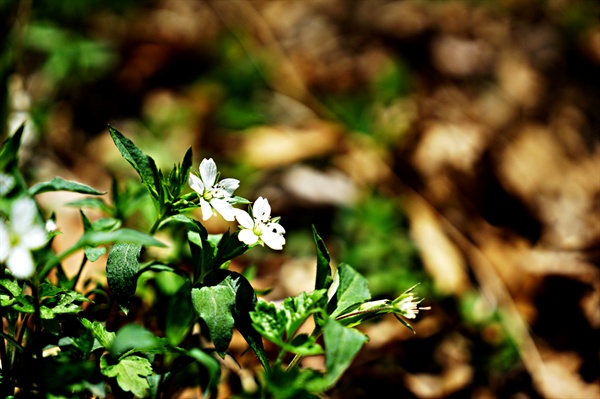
(0, 198, 48, 279)
(235, 197, 285, 250)
(394, 295, 430, 319)
(188, 158, 240, 221)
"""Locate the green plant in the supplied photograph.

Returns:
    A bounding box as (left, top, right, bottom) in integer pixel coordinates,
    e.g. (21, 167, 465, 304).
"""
(0, 124, 429, 398)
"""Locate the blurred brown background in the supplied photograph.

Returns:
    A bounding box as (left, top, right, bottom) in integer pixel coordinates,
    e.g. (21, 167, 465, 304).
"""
(2, 0, 599, 398)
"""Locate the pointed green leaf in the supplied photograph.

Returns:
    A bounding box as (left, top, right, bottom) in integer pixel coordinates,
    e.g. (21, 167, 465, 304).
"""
(106, 243, 142, 314)
(312, 226, 333, 291)
(321, 318, 367, 389)
(67, 197, 114, 215)
(192, 270, 269, 368)
(78, 228, 166, 248)
(0, 123, 24, 170)
(191, 280, 236, 356)
(328, 263, 371, 318)
(213, 230, 249, 269)
(29, 177, 105, 196)
(108, 125, 159, 198)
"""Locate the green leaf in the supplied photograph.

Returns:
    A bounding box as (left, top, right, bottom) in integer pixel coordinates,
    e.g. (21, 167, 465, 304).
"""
(101, 354, 152, 398)
(212, 230, 249, 270)
(191, 278, 236, 356)
(328, 263, 371, 318)
(84, 246, 107, 262)
(180, 147, 193, 184)
(263, 365, 323, 399)
(0, 278, 23, 307)
(67, 197, 114, 215)
(110, 324, 163, 359)
(108, 125, 160, 199)
(0, 278, 22, 297)
(165, 280, 195, 346)
(39, 290, 90, 319)
(77, 228, 166, 248)
(321, 318, 367, 389)
(79, 318, 116, 350)
(312, 226, 333, 291)
(78, 211, 113, 263)
(0, 123, 24, 170)
(106, 243, 142, 314)
(185, 348, 221, 398)
(250, 290, 326, 356)
(192, 270, 269, 369)
(28, 177, 105, 196)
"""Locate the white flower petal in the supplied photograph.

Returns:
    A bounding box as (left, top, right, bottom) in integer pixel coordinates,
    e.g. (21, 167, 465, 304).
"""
(11, 198, 37, 230)
(200, 198, 213, 221)
(189, 173, 205, 194)
(7, 245, 35, 279)
(238, 229, 259, 246)
(211, 199, 236, 221)
(266, 222, 285, 235)
(0, 220, 9, 262)
(22, 225, 47, 250)
(261, 231, 285, 250)
(219, 178, 240, 195)
(200, 158, 217, 187)
(253, 197, 271, 223)
(234, 209, 255, 229)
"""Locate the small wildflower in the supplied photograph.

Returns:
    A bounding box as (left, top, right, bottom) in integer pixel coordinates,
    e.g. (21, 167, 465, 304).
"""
(393, 294, 430, 319)
(0, 197, 48, 279)
(189, 158, 240, 221)
(235, 197, 285, 250)
(45, 219, 57, 233)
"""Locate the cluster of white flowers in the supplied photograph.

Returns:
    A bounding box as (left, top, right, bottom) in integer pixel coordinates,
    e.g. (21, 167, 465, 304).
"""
(0, 197, 48, 279)
(189, 159, 285, 250)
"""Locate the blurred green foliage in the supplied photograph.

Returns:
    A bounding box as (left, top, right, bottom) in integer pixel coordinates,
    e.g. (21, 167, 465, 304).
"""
(334, 193, 427, 297)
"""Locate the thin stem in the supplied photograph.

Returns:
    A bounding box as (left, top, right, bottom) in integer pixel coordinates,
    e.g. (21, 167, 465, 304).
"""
(70, 255, 88, 290)
(286, 352, 303, 371)
(31, 283, 45, 394)
(0, 326, 14, 398)
(285, 325, 323, 372)
(149, 217, 162, 235)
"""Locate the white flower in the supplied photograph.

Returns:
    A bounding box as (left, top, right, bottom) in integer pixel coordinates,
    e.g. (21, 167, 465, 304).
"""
(235, 197, 285, 250)
(188, 158, 240, 221)
(394, 295, 430, 319)
(0, 198, 48, 279)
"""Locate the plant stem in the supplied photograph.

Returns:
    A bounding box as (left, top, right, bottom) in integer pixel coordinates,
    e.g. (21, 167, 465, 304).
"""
(70, 256, 88, 290)
(285, 325, 323, 372)
(149, 217, 162, 235)
(0, 324, 14, 397)
(31, 283, 46, 394)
